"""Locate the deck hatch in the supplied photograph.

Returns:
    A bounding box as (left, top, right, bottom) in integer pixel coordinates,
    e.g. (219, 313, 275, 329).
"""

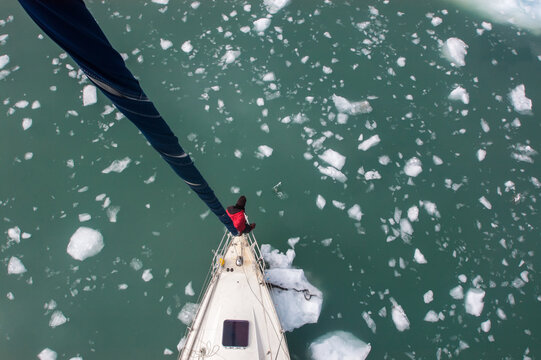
(222, 320, 249, 347)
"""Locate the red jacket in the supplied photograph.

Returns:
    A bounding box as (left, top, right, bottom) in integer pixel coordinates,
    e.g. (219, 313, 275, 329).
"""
(226, 207, 246, 233)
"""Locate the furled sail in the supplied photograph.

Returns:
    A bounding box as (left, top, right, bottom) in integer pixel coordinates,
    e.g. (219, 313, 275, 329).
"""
(18, 0, 238, 235)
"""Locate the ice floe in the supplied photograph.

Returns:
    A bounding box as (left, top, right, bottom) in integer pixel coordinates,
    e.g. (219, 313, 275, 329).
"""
(442, 37, 468, 67)
(404, 157, 422, 177)
(332, 94, 372, 115)
(181, 41, 193, 53)
(253, 18, 271, 33)
(407, 206, 419, 222)
(358, 134, 380, 151)
(414, 249, 427, 264)
(424, 290, 434, 303)
(465, 288, 485, 316)
(264, 0, 290, 14)
(102, 157, 131, 174)
(316, 195, 326, 209)
(7, 226, 21, 243)
(309, 331, 371, 360)
(479, 196, 492, 210)
(178, 302, 198, 325)
(38, 348, 57, 360)
(319, 149, 346, 170)
(82, 84, 97, 106)
(256, 145, 273, 158)
(160, 38, 173, 50)
(8, 256, 27, 274)
(396, 57, 406, 67)
(185, 281, 195, 296)
(318, 165, 347, 182)
(22, 118, 32, 130)
(142, 269, 153, 282)
(390, 297, 410, 332)
(476, 149, 486, 162)
(0, 54, 9, 69)
(347, 204, 363, 221)
(448, 86, 470, 104)
(220, 49, 241, 66)
(49, 310, 68, 328)
(450, 285, 464, 300)
(67, 227, 104, 261)
(509, 84, 532, 114)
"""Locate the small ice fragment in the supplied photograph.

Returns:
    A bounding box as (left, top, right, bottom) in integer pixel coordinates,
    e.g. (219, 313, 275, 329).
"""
(181, 41, 193, 53)
(362, 312, 377, 333)
(431, 17, 443, 26)
(424, 310, 439, 322)
(347, 204, 363, 221)
(358, 135, 380, 151)
(160, 38, 173, 50)
(482, 22, 492, 31)
(220, 50, 241, 65)
(414, 249, 427, 264)
(287, 237, 300, 248)
(8, 226, 21, 243)
(404, 157, 422, 177)
(32, 100, 41, 109)
(185, 281, 195, 296)
(78, 213, 91, 222)
(319, 149, 346, 170)
(22, 118, 32, 130)
(309, 331, 371, 360)
(397, 57, 406, 67)
(423, 290, 434, 304)
(118, 284, 128, 290)
(177, 336, 187, 352)
(152, 0, 169, 4)
(67, 227, 104, 261)
(432, 155, 443, 165)
(509, 84, 532, 113)
(450, 285, 464, 300)
(102, 157, 131, 174)
(477, 149, 486, 161)
(332, 94, 372, 115)
(449, 86, 470, 104)
(142, 269, 153, 282)
(130, 258, 143, 271)
(264, 0, 290, 14)
(364, 170, 381, 180)
(8, 256, 27, 274)
(442, 37, 468, 67)
(407, 206, 419, 222)
(316, 195, 326, 209)
(261, 244, 295, 268)
(520, 271, 529, 283)
(38, 348, 57, 360)
(15, 100, 29, 108)
(481, 319, 491, 332)
(82, 85, 97, 106)
(465, 288, 485, 316)
(479, 196, 492, 209)
(253, 18, 271, 33)
(458, 274, 467, 283)
(7, 292, 14, 300)
(256, 145, 273, 158)
(318, 166, 347, 182)
(256, 97, 264, 106)
(178, 302, 198, 325)
(0, 54, 9, 69)
(49, 311, 68, 328)
(262, 72, 275, 81)
(164, 348, 173, 355)
(390, 298, 410, 331)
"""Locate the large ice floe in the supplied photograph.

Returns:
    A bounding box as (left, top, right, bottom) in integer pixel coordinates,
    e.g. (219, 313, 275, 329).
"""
(441, 37, 468, 67)
(67, 227, 104, 261)
(261, 243, 323, 332)
(509, 84, 532, 114)
(309, 331, 371, 360)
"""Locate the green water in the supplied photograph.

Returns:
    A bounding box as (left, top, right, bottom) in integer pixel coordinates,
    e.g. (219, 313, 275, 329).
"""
(1, 0, 540, 359)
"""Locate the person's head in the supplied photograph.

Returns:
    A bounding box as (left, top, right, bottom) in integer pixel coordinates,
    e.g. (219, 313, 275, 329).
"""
(235, 195, 247, 209)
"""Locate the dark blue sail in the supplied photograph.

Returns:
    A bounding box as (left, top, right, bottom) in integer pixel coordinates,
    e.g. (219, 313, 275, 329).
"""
(18, 0, 239, 235)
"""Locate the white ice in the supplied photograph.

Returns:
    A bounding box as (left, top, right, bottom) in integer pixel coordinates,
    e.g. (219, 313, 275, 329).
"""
(309, 331, 371, 360)
(253, 18, 271, 33)
(142, 269, 153, 282)
(261, 244, 295, 268)
(465, 288, 485, 316)
(358, 135, 380, 151)
(82, 85, 97, 106)
(477, 149, 486, 161)
(178, 302, 198, 325)
(509, 84, 532, 113)
(164, 348, 173, 355)
(424, 290, 434, 304)
(396, 57, 406, 67)
(22, 118, 32, 130)
(479, 196, 492, 210)
(449, 86, 470, 104)
(67, 227, 104, 261)
(390, 298, 410, 332)
(442, 37, 468, 67)
(185, 281, 195, 296)
(152, 0, 169, 4)
(481, 319, 491, 332)
(49, 310, 67, 328)
(414, 249, 427, 264)
(288, 237, 300, 248)
(8, 256, 27, 274)
(450, 285, 464, 300)
(262, 72, 275, 81)
(347, 204, 363, 221)
(362, 312, 376, 334)
(424, 310, 439, 322)
(160, 38, 173, 50)
(264, 0, 290, 14)
(364, 170, 381, 180)
(431, 17, 443, 26)
(8, 226, 21, 243)
(102, 157, 131, 174)
(181, 41, 193, 54)
(220, 50, 241, 65)
(256, 145, 273, 158)
(332, 94, 372, 115)
(407, 206, 419, 222)
(318, 165, 347, 182)
(38, 349, 57, 360)
(0, 54, 9, 69)
(78, 213, 91, 222)
(316, 195, 326, 209)
(404, 157, 422, 177)
(319, 149, 346, 170)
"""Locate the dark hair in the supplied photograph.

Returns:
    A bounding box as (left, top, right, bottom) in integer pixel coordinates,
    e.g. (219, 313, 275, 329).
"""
(235, 195, 247, 209)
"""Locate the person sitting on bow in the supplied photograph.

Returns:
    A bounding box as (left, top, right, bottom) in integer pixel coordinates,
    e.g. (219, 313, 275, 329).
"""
(226, 196, 256, 235)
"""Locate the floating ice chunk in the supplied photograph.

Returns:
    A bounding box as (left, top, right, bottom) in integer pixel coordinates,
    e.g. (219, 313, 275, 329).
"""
(332, 94, 372, 115)
(431, 16, 443, 26)
(22, 118, 32, 130)
(397, 57, 406, 67)
(432, 155, 443, 165)
(390, 298, 410, 332)
(220, 49, 241, 65)
(78, 213, 91, 222)
(256, 145, 273, 158)
(404, 157, 422, 177)
(7, 292, 14, 300)
(347, 204, 363, 221)
(160, 38, 173, 50)
(319, 149, 346, 170)
(316, 195, 326, 209)
(364, 170, 381, 180)
(414, 249, 427, 264)
(8, 256, 27, 274)
(67, 227, 104, 261)
(264, 0, 290, 14)
(164, 348, 173, 355)
(318, 166, 347, 182)
(442, 37, 468, 67)
(106, 206, 120, 223)
(481, 319, 491, 332)
(191, 1, 200, 9)
(509, 84, 532, 113)
(130, 258, 143, 271)
(38, 348, 57, 360)
(358, 135, 380, 151)
(465, 288, 485, 316)
(253, 18, 271, 33)
(450, 285, 464, 299)
(262, 72, 275, 81)
(424, 290, 434, 303)
(424, 310, 439, 322)
(49, 310, 68, 328)
(82, 85, 97, 106)
(8, 226, 21, 243)
(288, 237, 300, 248)
(407, 206, 419, 222)
(362, 312, 376, 334)
(309, 331, 371, 360)
(421, 201, 440, 217)
(142, 269, 153, 282)
(266, 268, 322, 331)
(152, 0, 169, 4)
(185, 281, 195, 296)
(449, 86, 470, 104)
(479, 196, 492, 209)
(102, 157, 131, 174)
(178, 302, 198, 325)
(0, 55, 9, 69)
(177, 336, 187, 352)
(511, 143, 537, 163)
(476, 149, 487, 162)
(181, 41, 193, 53)
(261, 244, 295, 268)
(15, 100, 29, 108)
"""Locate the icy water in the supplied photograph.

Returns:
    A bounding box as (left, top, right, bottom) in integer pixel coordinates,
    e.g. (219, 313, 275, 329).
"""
(1, 0, 541, 359)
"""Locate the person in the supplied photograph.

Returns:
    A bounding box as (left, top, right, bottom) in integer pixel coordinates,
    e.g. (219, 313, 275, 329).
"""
(226, 196, 256, 235)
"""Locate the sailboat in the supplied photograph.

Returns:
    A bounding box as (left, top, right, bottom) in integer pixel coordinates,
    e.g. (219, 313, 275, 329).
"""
(179, 232, 291, 360)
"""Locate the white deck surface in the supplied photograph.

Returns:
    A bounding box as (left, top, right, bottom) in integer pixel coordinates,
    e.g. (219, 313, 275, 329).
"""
(180, 235, 290, 360)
